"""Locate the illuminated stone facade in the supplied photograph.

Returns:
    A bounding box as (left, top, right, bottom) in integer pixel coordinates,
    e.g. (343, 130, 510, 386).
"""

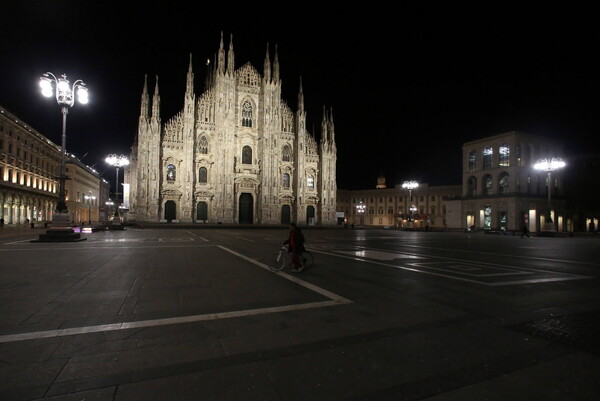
(126, 34, 337, 225)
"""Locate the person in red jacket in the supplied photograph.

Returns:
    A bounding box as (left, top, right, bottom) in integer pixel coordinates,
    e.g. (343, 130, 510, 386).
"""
(282, 222, 306, 272)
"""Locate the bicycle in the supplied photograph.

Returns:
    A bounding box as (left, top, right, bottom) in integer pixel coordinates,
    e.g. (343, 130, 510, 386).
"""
(270, 244, 314, 272)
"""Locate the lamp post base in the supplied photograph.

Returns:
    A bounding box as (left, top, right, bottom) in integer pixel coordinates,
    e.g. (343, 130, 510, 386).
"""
(31, 212, 87, 242)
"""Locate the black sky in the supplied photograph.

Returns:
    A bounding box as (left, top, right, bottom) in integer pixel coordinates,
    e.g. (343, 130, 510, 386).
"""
(1, 3, 599, 191)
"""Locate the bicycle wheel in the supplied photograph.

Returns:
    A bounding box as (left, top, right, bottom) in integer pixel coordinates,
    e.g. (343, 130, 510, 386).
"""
(301, 251, 314, 269)
(270, 250, 286, 271)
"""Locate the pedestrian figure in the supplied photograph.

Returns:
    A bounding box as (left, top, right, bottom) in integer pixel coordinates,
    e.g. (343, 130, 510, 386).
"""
(351, 223, 354, 229)
(521, 225, 530, 238)
(30, 221, 35, 229)
(0, 217, 4, 227)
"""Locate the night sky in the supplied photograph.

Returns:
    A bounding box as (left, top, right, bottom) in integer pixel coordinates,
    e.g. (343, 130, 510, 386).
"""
(2, 3, 599, 191)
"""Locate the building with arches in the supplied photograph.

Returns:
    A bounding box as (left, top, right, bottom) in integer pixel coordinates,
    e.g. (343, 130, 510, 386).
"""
(0, 105, 107, 227)
(126, 34, 337, 225)
(461, 131, 568, 232)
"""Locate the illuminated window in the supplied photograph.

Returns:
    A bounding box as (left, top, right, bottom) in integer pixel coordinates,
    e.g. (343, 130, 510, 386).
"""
(483, 147, 493, 169)
(307, 175, 314, 189)
(499, 144, 510, 167)
(282, 173, 290, 188)
(166, 164, 176, 181)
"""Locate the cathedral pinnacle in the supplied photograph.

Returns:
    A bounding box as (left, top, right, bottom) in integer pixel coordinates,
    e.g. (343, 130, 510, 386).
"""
(264, 43, 271, 83)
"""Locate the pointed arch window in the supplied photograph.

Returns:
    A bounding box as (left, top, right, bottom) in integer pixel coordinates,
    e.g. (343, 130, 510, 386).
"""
(199, 167, 208, 183)
(282, 145, 292, 162)
(241, 100, 253, 127)
(307, 174, 315, 190)
(282, 173, 290, 188)
(198, 136, 208, 154)
(242, 146, 252, 164)
(166, 164, 176, 181)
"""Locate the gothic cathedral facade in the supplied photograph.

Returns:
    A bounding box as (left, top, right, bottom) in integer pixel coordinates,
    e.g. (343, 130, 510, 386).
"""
(125, 34, 337, 225)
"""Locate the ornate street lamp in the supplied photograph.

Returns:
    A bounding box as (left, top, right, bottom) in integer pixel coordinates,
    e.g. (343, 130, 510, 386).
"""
(356, 201, 366, 225)
(402, 180, 419, 225)
(105, 154, 129, 221)
(533, 157, 566, 231)
(39, 72, 88, 221)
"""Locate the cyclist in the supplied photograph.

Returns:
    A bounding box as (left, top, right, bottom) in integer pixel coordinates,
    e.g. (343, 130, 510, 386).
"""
(282, 222, 306, 272)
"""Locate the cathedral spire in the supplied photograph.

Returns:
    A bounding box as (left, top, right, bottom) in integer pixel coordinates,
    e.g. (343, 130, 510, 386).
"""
(139, 74, 149, 122)
(227, 33, 235, 76)
(321, 105, 328, 143)
(185, 53, 194, 97)
(298, 76, 304, 112)
(151, 75, 160, 123)
(263, 43, 271, 83)
(273, 44, 280, 82)
(329, 107, 336, 144)
(218, 31, 225, 75)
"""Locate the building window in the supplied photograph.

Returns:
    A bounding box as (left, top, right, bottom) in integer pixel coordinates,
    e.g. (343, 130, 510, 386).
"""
(483, 174, 493, 195)
(307, 175, 314, 189)
(378, 207, 384, 214)
(388, 207, 394, 214)
(282, 173, 290, 188)
(430, 195, 436, 201)
(241, 100, 253, 127)
(282, 145, 292, 162)
(166, 164, 176, 181)
(468, 150, 477, 172)
(242, 146, 252, 164)
(431, 206, 436, 215)
(198, 167, 207, 183)
(467, 176, 477, 197)
(368, 207, 374, 214)
(516, 144, 522, 166)
(498, 172, 509, 194)
(483, 147, 493, 169)
(198, 136, 208, 154)
(499, 144, 510, 167)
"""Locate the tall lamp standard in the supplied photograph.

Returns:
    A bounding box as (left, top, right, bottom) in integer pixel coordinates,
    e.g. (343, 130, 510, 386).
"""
(84, 193, 96, 224)
(402, 180, 419, 227)
(39, 72, 88, 222)
(105, 154, 129, 222)
(533, 157, 566, 232)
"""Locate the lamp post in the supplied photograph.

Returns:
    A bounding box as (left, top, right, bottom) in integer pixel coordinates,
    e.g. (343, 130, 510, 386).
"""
(105, 154, 129, 222)
(84, 193, 96, 224)
(533, 157, 566, 232)
(402, 180, 419, 227)
(39, 72, 88, 223)
(356, 201, 366, 225)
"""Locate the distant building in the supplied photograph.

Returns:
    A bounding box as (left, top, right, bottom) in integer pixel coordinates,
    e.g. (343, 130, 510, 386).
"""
(0, 105, 105, 226)
(337, 182, 462, 229)
(461, 131, 568, 232)
(0, 105, 61, 224)
(126, 34, 337, 225)
(64, 158, 103, 224)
